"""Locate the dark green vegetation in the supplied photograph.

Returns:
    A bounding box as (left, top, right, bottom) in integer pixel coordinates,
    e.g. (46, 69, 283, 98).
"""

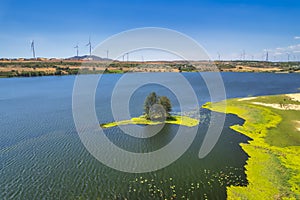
(203, 94, 300, 199)
(178, 64, 196, 72)
(144, 92, 172, 120)
(215, 60, 300, 73)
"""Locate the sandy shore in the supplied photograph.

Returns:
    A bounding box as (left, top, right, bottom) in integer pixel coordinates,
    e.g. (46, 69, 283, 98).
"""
(295, 121, 300, 131)
(286, 93, 300, 102)
(237, 97, 257, 101)
(250, 93, 300, 111)
(251, 102, 300, 110)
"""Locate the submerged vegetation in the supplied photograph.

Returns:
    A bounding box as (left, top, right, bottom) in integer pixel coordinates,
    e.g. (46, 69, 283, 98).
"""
(203, 94, 300, 199)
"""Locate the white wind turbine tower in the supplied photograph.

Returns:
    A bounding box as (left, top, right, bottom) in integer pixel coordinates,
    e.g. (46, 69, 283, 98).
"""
(106, 50, 109, 59)
(86, 37, 92, 57)
(122, 53, 129, 61)
(287, 53, 290, 62)
(242, 50, 246, 61)
(31, 40, 36, 59)
(74, 44, 79, 57)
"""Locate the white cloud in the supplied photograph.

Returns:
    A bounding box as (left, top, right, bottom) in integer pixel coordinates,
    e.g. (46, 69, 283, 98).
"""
(270, 44, 300, 54)
(261, 43, 300, 60)
(274, 52, 283, 55)
(294, 36, 300, 40)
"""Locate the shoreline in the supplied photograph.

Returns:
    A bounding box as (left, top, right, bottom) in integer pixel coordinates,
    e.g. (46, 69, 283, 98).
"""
(0, 70, 299, 79)
(203, 93, 300, 199)
(101, 115, 199, 128)
(1, 60, 300, 78)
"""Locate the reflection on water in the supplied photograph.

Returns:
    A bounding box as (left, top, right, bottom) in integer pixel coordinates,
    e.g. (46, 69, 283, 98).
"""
(0, 73, 300, 199)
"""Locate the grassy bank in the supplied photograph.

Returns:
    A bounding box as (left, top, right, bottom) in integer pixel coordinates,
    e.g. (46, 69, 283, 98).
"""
(203, 94, 300, 199)
(101, 115, 199, 128)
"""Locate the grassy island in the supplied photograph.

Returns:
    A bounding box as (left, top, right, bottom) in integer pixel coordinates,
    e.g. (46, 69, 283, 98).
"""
(101, 115, 199, 128)
(101, 92, 199, 128)
(203, 94, 300, 199)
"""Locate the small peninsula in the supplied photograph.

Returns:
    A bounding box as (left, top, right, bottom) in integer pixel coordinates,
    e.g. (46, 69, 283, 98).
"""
(101, 92, 199, 128)
(203, 93, 300, 199)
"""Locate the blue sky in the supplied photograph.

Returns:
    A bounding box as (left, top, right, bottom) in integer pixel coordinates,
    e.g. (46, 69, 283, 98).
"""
(1, 0, 300, 60)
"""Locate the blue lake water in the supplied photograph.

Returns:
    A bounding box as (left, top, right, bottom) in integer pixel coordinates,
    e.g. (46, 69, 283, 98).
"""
(0, 72, 300, 199)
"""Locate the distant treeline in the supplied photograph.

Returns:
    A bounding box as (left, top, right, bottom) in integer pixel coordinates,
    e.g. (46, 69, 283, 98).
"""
(0, 68, 79, 78)
(0, 66, 128, 78)
(0, 60, 300, 77)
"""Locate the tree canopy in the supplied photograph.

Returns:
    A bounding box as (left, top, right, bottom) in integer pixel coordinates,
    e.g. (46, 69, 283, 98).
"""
(144, 92, 172, 121)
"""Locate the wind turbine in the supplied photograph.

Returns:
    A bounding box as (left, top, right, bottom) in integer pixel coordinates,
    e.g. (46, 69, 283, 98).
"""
(31, 40, 36, 59)
(74, 44, 79, 57)
(217, 52, 221, 61)
(266, 51, 269, 62)
(242, 50, 246, 61)
(106, 50, 109, 59)
(86, 37, 92, 57)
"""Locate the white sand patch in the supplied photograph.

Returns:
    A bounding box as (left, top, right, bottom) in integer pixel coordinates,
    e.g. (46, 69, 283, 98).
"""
(252, 102, 300, 110)
(294, 121, 300, 131)
(286, 93, 300, 102)
(238, 97, 257, 101)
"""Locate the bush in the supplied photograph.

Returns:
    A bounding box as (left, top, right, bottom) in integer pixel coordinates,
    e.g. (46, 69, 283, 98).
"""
(144, 92, 172, 120)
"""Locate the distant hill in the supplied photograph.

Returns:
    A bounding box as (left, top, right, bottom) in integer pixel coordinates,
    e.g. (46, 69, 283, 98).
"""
(66, 55, 113, 61)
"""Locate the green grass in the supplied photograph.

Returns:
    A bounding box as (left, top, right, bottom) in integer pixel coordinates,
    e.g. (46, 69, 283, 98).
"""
(236, 95, 300, 147)
(203, 94, 300, 199)
(265, 109, 300, 147)
(105, 69, 124, 74)
(100, 115, 199, 128)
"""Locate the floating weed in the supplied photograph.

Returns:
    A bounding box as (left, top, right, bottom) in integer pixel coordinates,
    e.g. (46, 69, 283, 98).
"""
(128, 168, 247, 199)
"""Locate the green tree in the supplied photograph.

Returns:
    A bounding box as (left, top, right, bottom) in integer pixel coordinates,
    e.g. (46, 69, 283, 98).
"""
(159, 96, 172, 117)
(144, 92, 158, 118)
(144, 92, 172, 120)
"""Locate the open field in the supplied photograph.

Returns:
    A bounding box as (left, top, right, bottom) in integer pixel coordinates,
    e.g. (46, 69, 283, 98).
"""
(203, 93, 300, 199)
(0, 59, 300, 77)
